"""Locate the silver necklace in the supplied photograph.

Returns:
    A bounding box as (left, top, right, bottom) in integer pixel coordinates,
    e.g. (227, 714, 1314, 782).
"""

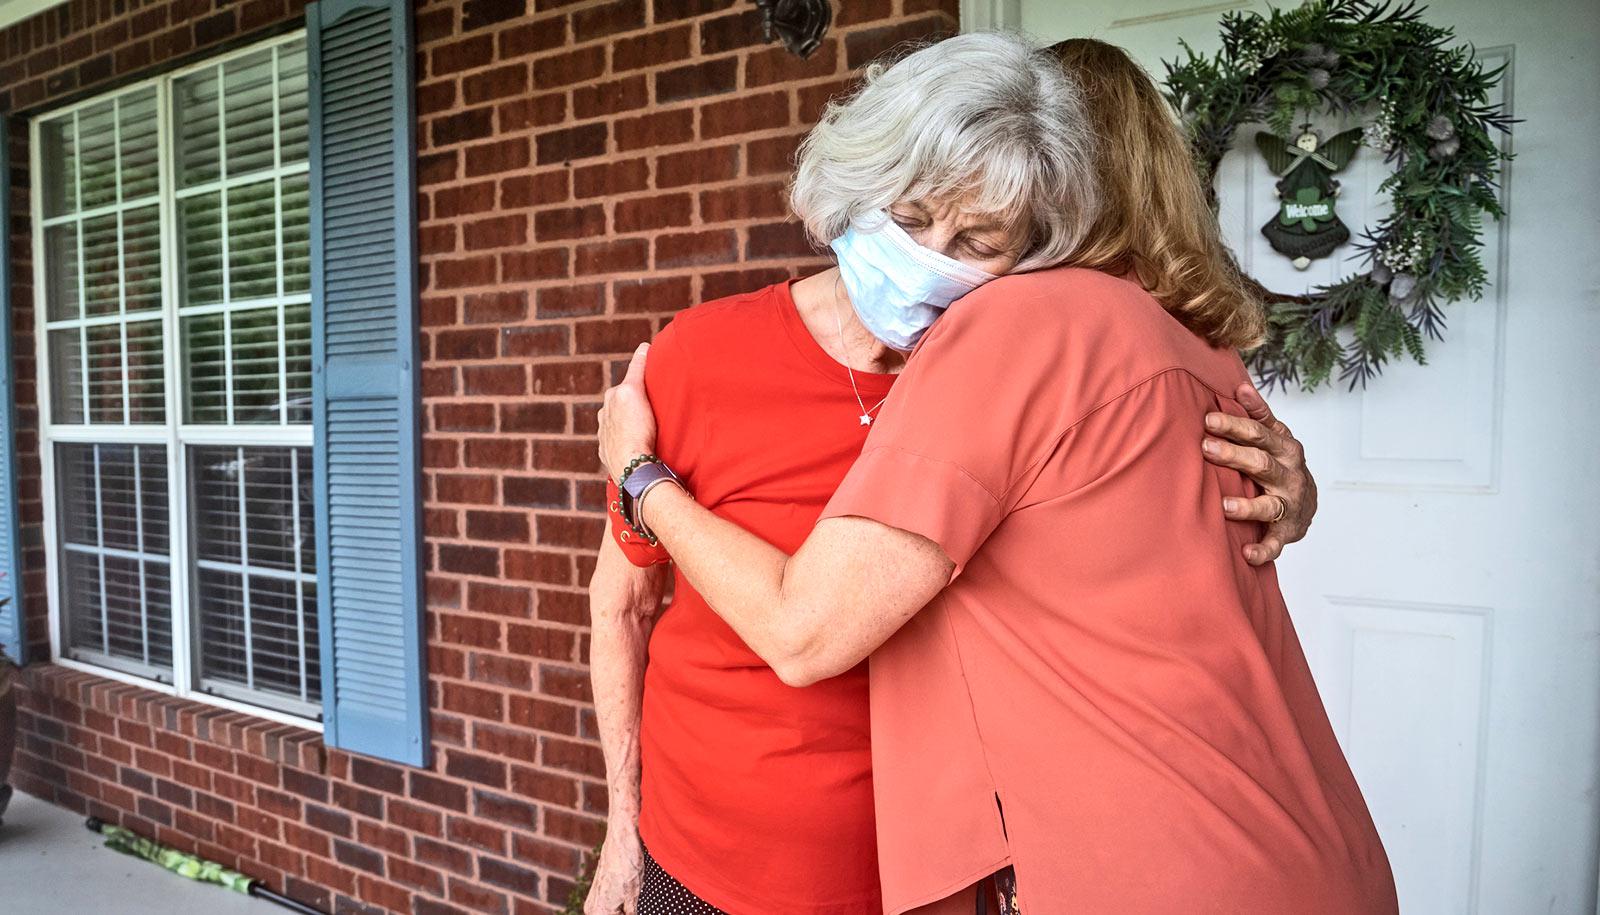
(831, 292, 890, 426)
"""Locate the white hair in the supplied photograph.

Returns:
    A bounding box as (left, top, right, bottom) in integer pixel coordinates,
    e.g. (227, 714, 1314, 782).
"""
(790, 31, 1098, 271)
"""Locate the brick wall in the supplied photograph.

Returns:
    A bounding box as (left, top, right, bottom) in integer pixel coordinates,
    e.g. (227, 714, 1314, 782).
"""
(4, 0, 957, 912)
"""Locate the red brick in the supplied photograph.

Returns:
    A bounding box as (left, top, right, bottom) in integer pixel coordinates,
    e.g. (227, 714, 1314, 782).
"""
(845, 15, 953, 69)
(499, 91, 567, 131)
(462, 365, 527, 396)
(610, 24, 690, 72)
(539, 733, 602, 774)
(649, 228, 736, 268)
(445, 750, 508, 789)
(572, 74, 649, 120)
(703, 266, 793, 299)
(654, 57, 736, 103)
(573, 318, 654, 356)
(435, 330, 499, 361)
(535, 283, 606, 318)
(501, 402, 567, 434)
(435, 473, 498, 503)
(533, 45, 604, 89)
(432, 34, 494, 76)
(747, 131, 807, 175)
(573, 0, 646, 41)
(443, 682, 506, 720)
(748, 221, 818, 259)
(502, 249, 570, 284)
(435, 181, 498, 218)
(498, 17, 567, 58)
(614, 109, 693, 151)
(463, 215, 528, 252)
(656, 144, 738, 189)
(575, 238, 648, 275)
(798, 78, 858, 125)
(464, 137, 530, 178)
(700, 90, 790, 139)
(503, 476, 571, 509)
(533, 205, 606, 242)
(746, 40, 840, 88)
(463, 290, 529, 324)
(434, 255, 498, 289)
(531, 361, 605, 395)
(465, 438, 528, 470)
(432, 107, 496, 147)
(701, 181, 788, 222)
(613, 193, 692, 233)
(440, 543, 500, 578)
(501, 325, 571, 358)
(504, 549, 573, 584)
(463, 63, 528, 104)
(614, 276, 694, 314)
(699, 7, 767, 54)
(506, 624, 578, 662)
(462, 0, 528, 32)
(535, 122, 608, 165)
(418, 81, 457, 117)
(573, 158, 649, 200)
(465, 510, 531, 544)
(501, 169, 569, 209)
(837, 0, 895, 25)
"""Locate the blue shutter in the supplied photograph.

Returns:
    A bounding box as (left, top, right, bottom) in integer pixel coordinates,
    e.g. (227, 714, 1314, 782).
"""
(308, 0, 428, 766)
(0, 117, 24, 666)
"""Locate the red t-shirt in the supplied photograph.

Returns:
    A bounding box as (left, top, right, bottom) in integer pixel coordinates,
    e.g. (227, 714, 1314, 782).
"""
(636, 281, 894, 914)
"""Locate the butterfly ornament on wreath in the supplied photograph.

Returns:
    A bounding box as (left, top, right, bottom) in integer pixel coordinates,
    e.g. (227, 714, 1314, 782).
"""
(1255, 124, 1363, 270)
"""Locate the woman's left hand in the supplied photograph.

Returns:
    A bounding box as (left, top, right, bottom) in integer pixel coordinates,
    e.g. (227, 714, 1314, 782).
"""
(1202, 382, 1318, 566)
(597, 343, 659, 482)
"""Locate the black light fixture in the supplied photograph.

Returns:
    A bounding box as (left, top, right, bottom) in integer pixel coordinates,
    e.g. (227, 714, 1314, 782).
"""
(756, 0, 832, 58)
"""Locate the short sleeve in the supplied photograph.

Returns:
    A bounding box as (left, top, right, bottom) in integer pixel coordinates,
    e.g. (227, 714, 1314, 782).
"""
(819, 278, 1069, 569)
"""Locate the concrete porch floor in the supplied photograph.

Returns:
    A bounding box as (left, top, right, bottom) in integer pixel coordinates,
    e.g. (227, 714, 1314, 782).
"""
(0, 789, 280, 914)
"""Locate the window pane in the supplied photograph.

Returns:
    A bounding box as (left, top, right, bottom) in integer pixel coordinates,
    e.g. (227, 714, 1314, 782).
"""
(82, 213, 120, 317)
(174, 69, 221, 187)
(278, 42, 308, 165)
(44, 224, 80, 322)
(86, 322, 125, 423)
(39, 116, 78, 217)
(192, 446, 319, 705)
(78, 101, 117, 211)
(228, 179, 278, 301)
(49, 329, 84, 424)
(281, 172, 310, 294)
(225, 50, 276, 177)
(57, 443, 172, 677)
(231, 306, 281, 423)
(284, 300, 311, 422)
(119, 89, 160, 200)
(123, 204, 162, 315)
(180, 192, 225, 307)
(127, 319, 166, 424)
(183, 312, 227, 423)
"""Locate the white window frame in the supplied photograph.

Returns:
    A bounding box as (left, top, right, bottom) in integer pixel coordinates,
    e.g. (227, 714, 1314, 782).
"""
(31, 31, 322, 731)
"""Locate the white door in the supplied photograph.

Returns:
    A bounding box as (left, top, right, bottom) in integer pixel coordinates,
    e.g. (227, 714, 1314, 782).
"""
(985, 1, 1600, 911)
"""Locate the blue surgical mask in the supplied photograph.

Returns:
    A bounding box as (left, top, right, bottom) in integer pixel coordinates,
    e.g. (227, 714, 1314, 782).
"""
(829, 209, 999, 352)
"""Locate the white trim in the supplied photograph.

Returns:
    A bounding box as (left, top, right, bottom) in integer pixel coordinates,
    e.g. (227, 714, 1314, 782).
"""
(0, 0, 63, 36)
(32, 34, 320, 729)
(52, 656, 324, 733)
(959, 0, 1022, 31)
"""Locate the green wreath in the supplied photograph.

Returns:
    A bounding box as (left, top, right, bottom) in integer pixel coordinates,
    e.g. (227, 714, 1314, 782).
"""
(1163, 0, 1514, 390)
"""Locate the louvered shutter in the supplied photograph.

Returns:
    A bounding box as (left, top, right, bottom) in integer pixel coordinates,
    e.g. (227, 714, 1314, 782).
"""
(0, 117, 24, 666)
(307, 0, 427, 766)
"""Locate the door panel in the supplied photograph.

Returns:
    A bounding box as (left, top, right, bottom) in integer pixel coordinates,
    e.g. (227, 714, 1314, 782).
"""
(1002, 3, 1600, 912)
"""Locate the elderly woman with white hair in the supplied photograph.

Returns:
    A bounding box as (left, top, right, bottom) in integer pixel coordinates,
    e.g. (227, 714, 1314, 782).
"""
(584, 33, 1320, 915)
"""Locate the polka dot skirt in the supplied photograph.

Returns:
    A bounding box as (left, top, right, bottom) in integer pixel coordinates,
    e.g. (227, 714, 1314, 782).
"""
(637, 843, 729, 915)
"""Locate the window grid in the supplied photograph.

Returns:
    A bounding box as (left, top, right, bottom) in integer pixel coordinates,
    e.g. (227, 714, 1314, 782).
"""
(33, 32, 320, 726)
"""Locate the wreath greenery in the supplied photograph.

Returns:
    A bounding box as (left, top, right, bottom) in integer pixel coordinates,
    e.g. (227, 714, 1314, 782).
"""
(1163, 0, 1514, 390)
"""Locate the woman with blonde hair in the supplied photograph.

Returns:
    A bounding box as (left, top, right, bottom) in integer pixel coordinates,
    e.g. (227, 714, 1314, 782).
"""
(596, 35, 1392, 915)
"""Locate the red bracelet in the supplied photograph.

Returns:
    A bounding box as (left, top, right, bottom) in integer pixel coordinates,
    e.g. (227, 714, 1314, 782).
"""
(606, 478, 671, 567)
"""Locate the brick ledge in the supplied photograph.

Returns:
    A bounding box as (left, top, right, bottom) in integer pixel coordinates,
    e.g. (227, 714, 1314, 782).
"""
(18, 663, 328, 775)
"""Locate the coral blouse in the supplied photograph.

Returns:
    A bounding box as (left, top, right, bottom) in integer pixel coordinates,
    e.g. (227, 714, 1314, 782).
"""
(821, 268, 1398, 915)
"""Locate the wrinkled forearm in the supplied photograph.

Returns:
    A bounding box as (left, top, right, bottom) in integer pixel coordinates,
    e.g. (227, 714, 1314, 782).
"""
(588, 538, 667, 823)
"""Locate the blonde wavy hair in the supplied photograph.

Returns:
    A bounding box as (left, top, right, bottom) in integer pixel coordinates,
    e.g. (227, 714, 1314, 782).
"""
(1050, 38, 1265, 349)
